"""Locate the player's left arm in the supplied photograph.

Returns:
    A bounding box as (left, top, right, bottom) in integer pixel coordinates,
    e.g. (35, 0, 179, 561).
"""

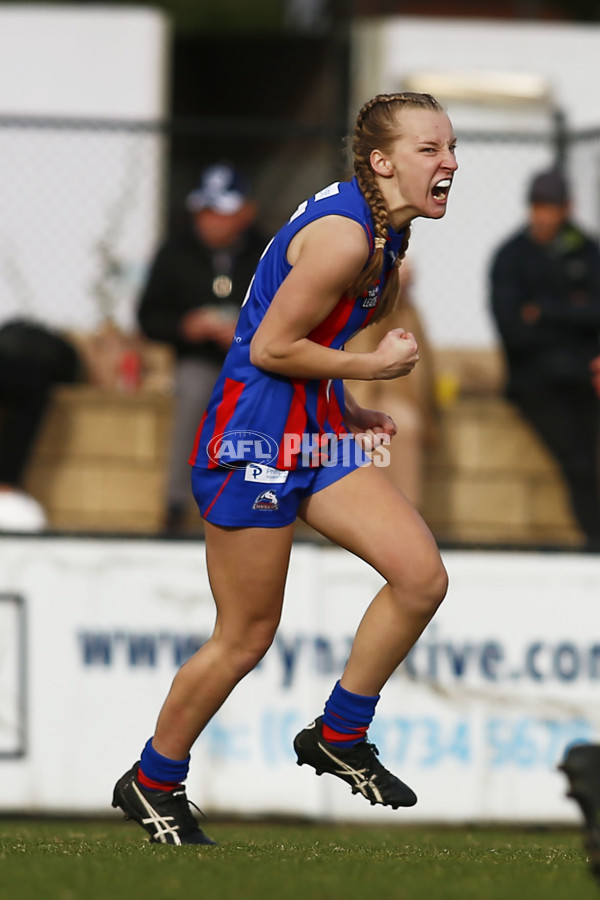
(249, 215, 373, 381)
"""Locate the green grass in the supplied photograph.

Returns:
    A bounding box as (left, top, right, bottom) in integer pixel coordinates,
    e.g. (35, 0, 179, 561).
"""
(0, 819, 596, 900)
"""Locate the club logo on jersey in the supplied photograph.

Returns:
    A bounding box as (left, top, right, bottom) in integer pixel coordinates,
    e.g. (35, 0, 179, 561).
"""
(361, 285, 379, 308)
(245, 464, 289, 484)
(207, 430, 279, 468)
(253, 489, 279, 511)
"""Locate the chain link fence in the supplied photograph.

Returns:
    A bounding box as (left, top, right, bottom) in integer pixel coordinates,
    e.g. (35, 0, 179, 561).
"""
(1, 115, 599, 348)
(0, 116, 166, 335)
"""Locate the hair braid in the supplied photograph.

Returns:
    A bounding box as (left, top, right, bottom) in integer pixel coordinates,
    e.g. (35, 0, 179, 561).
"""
(347, 91, 442, 322)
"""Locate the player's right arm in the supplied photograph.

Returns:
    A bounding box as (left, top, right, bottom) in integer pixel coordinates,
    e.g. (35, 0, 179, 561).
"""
(249, 215, 419, 381)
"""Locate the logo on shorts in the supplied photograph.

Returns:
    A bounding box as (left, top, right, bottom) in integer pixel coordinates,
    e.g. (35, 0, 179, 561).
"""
(245, 464, 289, 484)
(253, 490, 279, 511)
(207, 430, 279, 468)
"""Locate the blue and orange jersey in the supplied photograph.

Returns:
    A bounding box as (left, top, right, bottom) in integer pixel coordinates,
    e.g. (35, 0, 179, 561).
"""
(190, 177, 406, 471)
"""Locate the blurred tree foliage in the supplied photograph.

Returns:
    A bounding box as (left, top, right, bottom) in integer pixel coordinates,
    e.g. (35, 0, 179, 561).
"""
(150, 0, 600, 29)
(151, 0, 286, 33)
(5, 0, 287, 33)
(161, 0, 600, 29)
(9, 0, 600, 31)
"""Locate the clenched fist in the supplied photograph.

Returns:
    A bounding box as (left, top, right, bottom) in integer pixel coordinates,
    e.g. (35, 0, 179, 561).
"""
(368, 328, 419, 380)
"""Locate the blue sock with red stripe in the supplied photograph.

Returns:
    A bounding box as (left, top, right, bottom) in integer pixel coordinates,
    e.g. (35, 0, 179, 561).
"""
(138, 738, 190, 791)
(321, 680, 379, 747)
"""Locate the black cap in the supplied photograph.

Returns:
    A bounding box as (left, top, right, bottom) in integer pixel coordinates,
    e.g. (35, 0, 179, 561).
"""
(528, 169, 569, 205)
(186, 162, 250, 215)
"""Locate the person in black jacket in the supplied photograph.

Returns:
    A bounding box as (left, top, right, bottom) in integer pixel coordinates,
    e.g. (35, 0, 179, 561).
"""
(490, 168, 600, 544)
(0, 319, 81, 532)
(137, 163, 266, 533)
(560, 742, 600, 884)
(0, 350, 50, 532)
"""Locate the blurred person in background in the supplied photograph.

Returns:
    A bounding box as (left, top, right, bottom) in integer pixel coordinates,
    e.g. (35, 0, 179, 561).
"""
(137, 162, 266, 534)
(560, 742, 600, 885)
(0, 318, 81, 532)
(0, 352, 49, 532)
(346, 258, 438, 508)
(489, 168, 600, 547)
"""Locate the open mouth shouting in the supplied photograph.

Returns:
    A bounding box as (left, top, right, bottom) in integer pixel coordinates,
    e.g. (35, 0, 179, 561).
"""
(432, 178, 452, 203)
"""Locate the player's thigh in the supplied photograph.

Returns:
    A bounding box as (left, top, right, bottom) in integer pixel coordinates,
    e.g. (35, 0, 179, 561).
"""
(204, 520, 295, 633)
(299, 463, 445, 592)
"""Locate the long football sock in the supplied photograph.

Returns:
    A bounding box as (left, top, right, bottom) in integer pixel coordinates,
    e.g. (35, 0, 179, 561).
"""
(138, 737, 190, 791)
(321, 680, 379, 747)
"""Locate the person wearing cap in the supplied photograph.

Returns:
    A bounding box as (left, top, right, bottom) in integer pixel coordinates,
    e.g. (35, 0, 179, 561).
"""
(489, 167, 600, 545)
(137, 162, 266, 534)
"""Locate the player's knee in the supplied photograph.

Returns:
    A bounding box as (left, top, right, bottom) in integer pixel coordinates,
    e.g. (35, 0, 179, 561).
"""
(394, 554, 448, 619)
(426, 559, 449, 612)
(230, 620, 278, 676)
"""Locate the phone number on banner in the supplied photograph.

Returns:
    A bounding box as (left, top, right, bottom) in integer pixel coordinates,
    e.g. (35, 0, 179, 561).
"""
(369, 715, 594, 769)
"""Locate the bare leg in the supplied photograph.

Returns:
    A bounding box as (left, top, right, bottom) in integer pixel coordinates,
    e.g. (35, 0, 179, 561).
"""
(152, 521, 295, 759)
(299, 463, 447, 696)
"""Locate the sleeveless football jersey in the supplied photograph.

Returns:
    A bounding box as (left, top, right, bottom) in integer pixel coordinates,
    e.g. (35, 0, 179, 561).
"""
(190, 177, 405, 471)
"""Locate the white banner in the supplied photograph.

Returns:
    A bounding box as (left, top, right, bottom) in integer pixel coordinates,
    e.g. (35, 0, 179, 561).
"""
(0, 536, 597, 823)
(0, 593, 25, 758)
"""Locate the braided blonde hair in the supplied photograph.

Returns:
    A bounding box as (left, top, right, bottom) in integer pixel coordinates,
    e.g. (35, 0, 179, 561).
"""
(348, 91, 443, 322)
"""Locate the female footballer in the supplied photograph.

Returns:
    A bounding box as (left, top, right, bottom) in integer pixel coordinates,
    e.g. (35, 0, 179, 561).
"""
(113, 92, 457, 844)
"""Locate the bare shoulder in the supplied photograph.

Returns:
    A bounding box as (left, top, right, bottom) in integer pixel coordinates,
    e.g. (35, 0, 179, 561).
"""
(287, 215, 370, 272)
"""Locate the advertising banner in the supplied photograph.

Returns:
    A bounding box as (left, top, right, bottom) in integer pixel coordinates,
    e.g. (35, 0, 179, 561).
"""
(0, 593, 26, 758)
(0, 536, 596, 823)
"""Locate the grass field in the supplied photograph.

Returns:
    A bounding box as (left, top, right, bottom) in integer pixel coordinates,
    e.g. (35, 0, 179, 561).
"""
(0, 818, 597, 900)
